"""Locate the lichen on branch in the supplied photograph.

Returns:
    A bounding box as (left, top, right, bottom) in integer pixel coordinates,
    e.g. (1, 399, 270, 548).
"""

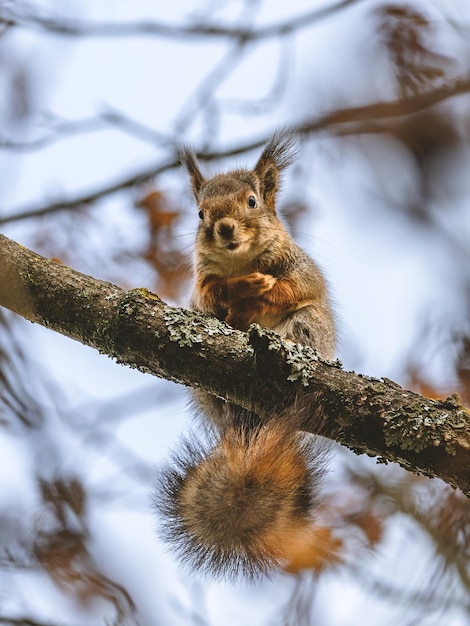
(0, 232, 469, 495)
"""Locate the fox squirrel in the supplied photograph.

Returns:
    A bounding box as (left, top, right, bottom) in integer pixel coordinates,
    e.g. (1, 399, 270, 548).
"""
(156, 132, 336, 579)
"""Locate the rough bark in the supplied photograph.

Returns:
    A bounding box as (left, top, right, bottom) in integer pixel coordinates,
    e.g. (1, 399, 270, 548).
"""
(0, 233, 469, 494)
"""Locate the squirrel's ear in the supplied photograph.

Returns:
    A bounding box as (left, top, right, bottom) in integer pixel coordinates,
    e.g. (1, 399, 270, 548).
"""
(254, 131, 297, 212)
(180, 148, 205, 197)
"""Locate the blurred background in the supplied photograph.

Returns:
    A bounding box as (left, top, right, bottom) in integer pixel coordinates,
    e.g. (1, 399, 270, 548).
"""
(1, 0, 470, 624)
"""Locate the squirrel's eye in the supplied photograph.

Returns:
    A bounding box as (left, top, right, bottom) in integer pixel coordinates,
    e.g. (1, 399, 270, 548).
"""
(247, 196, 257, 208)
(198, 210, 204, 220)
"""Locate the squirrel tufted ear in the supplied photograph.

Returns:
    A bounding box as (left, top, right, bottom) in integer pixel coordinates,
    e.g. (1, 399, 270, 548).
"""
(180, 147, 205, 197)
(254, 131, 297, 212)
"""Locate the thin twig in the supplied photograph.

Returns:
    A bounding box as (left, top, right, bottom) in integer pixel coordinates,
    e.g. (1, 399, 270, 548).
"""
(3, 0, 368, 42)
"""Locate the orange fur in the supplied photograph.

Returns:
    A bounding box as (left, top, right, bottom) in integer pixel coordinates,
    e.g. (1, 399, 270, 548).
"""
(163, 421, 326, 578)
(155, 132, 336, 579)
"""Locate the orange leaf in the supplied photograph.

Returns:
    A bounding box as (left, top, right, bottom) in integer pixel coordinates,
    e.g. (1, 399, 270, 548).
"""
(283, 525, 343, 574)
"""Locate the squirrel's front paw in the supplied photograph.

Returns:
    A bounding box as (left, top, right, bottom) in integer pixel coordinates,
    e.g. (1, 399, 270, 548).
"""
(247, 272, 276, 294)
(228, 272, 276, 301)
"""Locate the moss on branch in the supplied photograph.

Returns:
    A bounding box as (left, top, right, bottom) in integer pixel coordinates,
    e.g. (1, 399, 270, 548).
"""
(1, 232, 469, 495)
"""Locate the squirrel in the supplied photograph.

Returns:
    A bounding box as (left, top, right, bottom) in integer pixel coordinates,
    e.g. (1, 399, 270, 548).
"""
(156, 132, 336, 579)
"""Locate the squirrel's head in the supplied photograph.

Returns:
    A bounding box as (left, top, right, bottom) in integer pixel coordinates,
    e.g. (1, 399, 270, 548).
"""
(181, 132, 297, 263)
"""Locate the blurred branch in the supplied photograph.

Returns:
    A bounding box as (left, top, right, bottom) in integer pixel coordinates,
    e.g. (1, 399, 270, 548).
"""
(1, 233, 470, 496)
(2, 0, 367, 42)
(0, 117, 104, 152)
(173, 39, 249, 135)
(346, 564, 470, 614)
(220, 37, 293, 116)
(391, 486, 470, 592)
(348, 469, 470, 606)
(1, 73, 469, 225)
(0, 158, 178, 224)
(0, 108, 173, 152)
(0, 618, 66, 626)
(303, 74, 470, 129)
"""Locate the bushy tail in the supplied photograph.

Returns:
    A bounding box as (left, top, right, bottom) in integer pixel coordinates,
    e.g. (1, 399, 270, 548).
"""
(155, 420, 327, 580)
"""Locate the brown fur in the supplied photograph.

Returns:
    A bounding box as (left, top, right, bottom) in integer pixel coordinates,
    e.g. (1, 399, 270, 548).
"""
(155, 132, 336, 579)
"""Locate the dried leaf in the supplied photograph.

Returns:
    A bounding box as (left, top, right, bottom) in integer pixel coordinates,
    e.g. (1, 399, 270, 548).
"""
(350, 511, 383, 547)
(378, 4, 454, 96)
(283, 525, 343, 575)
(136, 188, 191, 298)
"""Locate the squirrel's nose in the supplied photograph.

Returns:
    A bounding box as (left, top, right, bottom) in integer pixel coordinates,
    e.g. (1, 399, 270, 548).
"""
(216, 219, 236, 239)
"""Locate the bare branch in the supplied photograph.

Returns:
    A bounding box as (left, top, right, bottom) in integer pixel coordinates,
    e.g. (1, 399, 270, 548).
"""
(302, 75, 470, 129)
(0, 618, 67, 626)
(0, 157, 179, 224)
(3, 0, 368, 42)
(0, 109, 174, 153)
(173, 40, 249, 135)
(1, 232, 469, 495)
(0, 117, 104, 152)
(1, 75, 470, 226)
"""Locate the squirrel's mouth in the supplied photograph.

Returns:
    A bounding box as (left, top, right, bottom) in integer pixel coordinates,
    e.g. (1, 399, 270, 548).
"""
(226, 242, 240, 251)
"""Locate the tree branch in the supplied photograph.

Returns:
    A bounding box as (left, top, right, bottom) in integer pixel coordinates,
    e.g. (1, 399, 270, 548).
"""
(1, 233, 469, 494)
(0, 109, 172, 153)
(3, 0, 367, 42)
(1, 75, 469, 226)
